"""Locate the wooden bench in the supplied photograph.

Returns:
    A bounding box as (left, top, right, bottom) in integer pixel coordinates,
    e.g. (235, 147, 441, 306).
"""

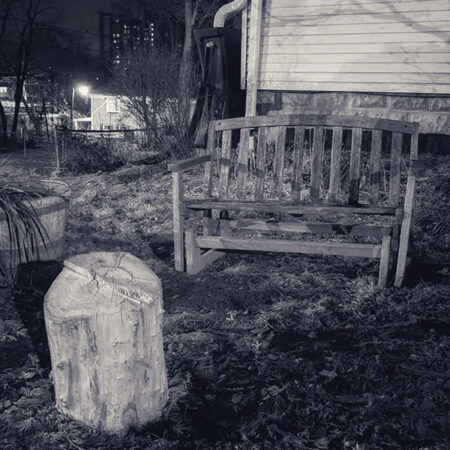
(169, 114, 419, 288)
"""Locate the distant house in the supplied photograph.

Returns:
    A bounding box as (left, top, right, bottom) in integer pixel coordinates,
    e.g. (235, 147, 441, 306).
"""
(0, 75, 41, 131)
(0, 77, 15, 111)
(89, 91, 139, 131)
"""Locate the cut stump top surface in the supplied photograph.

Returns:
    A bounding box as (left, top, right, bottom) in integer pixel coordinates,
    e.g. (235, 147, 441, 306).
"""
(45, 251, 162, 320)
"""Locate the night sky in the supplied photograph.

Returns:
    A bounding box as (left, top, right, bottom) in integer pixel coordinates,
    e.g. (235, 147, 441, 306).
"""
(34, 0, 115, 76)
(46, 0, 111, 34)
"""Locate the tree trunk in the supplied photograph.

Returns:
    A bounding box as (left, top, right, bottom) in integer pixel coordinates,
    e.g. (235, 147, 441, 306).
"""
(179, 0, 194, 101)
(11, 75, 25, 148)
(44, 252, 168, 434)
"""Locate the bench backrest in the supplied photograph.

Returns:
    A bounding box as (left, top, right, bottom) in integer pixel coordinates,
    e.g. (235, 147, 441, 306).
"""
(203, 114, 419, 207)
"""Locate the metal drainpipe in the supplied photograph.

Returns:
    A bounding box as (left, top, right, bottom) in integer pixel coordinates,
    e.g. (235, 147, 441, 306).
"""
(213, 0, 247, 28)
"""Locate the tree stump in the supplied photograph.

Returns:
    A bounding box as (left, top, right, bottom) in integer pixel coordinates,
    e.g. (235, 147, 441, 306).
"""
(44, 252, 168, 434)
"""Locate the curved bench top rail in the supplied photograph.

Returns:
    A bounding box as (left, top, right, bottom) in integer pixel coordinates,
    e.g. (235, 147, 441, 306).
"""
(213, 114, 419, 134)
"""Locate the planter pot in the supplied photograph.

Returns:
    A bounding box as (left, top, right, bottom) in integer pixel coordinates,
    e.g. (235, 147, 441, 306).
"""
(0, 180, 70, 273)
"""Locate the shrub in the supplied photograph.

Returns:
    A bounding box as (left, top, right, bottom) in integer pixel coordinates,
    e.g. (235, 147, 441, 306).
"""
(61, 134, 126, 175)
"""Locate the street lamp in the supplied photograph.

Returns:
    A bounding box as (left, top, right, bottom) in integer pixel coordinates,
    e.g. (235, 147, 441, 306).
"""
(70, 84, 90, 128)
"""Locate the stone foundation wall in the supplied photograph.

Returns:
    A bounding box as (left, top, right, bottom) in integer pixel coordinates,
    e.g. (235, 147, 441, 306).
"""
(257, 91, 450, 135)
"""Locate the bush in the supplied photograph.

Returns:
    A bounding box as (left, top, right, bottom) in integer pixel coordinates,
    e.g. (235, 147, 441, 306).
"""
(61, 134, 126, 175)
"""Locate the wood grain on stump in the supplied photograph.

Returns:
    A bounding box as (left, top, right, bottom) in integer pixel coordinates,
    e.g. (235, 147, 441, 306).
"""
(44, 252, 168, 434)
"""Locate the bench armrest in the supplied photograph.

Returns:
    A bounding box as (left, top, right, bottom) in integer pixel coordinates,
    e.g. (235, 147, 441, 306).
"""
(168, 155, 211, 172)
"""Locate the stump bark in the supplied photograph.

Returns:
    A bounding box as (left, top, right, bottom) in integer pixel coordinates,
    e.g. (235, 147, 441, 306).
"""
(44, 251, 168, 434)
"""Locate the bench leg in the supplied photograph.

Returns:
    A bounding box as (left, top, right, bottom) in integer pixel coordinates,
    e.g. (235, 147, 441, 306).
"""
(202, 210, 214, 235)
(378, 234, 391, 288)
(185, 229, 224, 275)
(172, 172, 185, 271)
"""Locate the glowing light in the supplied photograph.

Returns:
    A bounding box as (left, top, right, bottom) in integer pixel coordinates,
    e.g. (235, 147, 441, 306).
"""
(77, 85, 90, 96)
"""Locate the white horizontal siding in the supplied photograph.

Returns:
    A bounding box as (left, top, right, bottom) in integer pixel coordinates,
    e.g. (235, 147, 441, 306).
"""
(267, 0, 450, 17)
(269, 0, 448, 6)
(266, 10, 449, 26)
(264, 20, 450, 36)
(257, 0, 450, 94)
(261, 53, 450, 64)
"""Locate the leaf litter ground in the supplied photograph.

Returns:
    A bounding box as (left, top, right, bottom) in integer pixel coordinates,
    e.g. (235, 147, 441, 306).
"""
(0, 147, 449, 449)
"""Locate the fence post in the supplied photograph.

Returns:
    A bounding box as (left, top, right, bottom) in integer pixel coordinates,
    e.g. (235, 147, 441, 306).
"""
(61, 130, 65, 164)
(54, 127, 61, 175)
(22, 126, 27, 158)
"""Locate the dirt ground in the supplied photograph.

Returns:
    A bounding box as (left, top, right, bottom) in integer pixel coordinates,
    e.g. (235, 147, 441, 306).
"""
(0, 144, 449, 449)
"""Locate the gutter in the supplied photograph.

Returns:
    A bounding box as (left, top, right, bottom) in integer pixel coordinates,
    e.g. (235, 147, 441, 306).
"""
(213, 0, 247, 28)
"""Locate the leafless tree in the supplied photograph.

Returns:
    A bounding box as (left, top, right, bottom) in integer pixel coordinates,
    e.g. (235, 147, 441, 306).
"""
(0, 0, 15, 146)
(178, 0, 225, 100)
(0, 0, 53, 147)
(109, 46, 193, 159)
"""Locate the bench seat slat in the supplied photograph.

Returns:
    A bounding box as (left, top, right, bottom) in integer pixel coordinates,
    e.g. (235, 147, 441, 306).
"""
(291, 126, 305, 203)
(349, 127, 363, 205)
(219, 218, 392, 237)
(255, 127, 268, 201)
(389, 132, 403, 206)
(311, 126, 324, 200)
(236, 129, 250, 200)
(274, 126, 287, 199)
(196, 236, 382, 259)
(369, 130, 382, 204)
(204, 123, 216, 197)
(328, 127, 343, 203)
(186, 199, 398, 216)
(218, 129, 232, 199)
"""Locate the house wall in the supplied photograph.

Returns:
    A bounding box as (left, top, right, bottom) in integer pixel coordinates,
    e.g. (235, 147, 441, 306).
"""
(257, 91, 450, 134)
(244, 0, 450, 134)
(90, 95, 139, 130)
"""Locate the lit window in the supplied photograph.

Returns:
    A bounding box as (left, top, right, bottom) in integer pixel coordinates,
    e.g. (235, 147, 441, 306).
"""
(0, 86, 7, 94)
(106, 97, 120, 113)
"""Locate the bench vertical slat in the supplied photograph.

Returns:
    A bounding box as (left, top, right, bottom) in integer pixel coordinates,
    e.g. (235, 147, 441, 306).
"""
(395, 132, 419, 287)
(348, 127, 363, 205)
(389, 132, 403, 206)
(369, 129, 383, 205)
(236, 129, 250, 200)
(327, 126, 343, 203)
(204, 123, 216, 197)
(255, 126, 268, 201)
(291, 126, 305, 203)
(273, 126, 287, 200)
(310, 126, 324, 200)
(218, 129, 232, 199)
(172, 171, 185, 271)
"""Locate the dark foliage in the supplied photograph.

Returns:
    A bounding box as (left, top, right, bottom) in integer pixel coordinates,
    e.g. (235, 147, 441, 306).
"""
(61, 135, 126, 175)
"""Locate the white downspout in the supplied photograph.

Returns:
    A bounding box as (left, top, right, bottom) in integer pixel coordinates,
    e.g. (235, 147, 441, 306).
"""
(213, 0, 247, 28)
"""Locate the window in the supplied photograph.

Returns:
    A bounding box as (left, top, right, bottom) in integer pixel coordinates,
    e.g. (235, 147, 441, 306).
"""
(106, 97, 120, 113)
(0, 86, 7, 94)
